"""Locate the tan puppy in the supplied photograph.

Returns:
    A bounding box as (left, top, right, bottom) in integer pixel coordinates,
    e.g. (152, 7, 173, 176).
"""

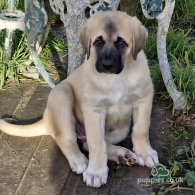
(0, 11, 159, 188)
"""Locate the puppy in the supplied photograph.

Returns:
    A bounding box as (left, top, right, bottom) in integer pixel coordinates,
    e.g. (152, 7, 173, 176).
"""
(0, 11, 159, 188)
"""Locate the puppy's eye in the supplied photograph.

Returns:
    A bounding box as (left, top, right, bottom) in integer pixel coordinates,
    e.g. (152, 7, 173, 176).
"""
(118, 40, 127, 48)
(93, 37, 104, 47)
(115, 37, 128, 49)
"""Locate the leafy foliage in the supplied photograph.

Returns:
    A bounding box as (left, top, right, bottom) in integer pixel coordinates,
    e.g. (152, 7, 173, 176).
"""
(185, 171, 195, 188)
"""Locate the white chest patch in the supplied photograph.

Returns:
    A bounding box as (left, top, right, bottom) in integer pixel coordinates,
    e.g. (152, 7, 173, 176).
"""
(104, 79, 142, 128)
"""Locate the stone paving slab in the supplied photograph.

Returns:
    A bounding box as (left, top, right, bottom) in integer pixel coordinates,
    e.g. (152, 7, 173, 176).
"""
(0, 83, 36, 194)
(0, 85, 25, 119)
(61, 161, 116, 195)
(0, 83, 183, 195)
(110, 166, 152, 195)
(0, 84, 50, 194)
(0, 134, 41, 194)
(16, 136, 70, 195)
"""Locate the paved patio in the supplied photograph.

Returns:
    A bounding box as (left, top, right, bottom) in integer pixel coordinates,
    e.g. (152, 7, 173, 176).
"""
(0, 82, 192, 195)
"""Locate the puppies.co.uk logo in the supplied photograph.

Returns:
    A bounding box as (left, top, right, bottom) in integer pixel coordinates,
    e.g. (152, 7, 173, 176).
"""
(151, 164, 170, 178)
(137, 164, 184, 186)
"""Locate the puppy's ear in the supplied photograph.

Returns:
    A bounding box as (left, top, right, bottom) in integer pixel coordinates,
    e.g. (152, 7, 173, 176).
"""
(130, 17, 148, 60)
(79, 24, 91, 60)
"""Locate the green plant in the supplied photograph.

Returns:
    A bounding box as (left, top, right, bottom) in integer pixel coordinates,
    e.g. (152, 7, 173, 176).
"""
(173, 0, 195, 30)
(0, 28, 68, 89)
(0, 32, 29, 88)
(173, 129, 190, 140)
(0, 0, 24, 10)
(145, 26, 195, 110)
(167, 28, 195, 65)
(0, 0, 68, 88)
(137, 0, 195, 111)
(149, 64, 164, 92)
(145, 28, 158, 60)
(172, 65, 195, 109)
(185, 171, 195, 188)
(151, 142, 195, 194)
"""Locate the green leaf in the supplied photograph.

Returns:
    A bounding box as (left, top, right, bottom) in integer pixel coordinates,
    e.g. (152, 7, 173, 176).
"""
(191, 159, 195, 169)
(185, 171, 195, 188)
(171, 161, 182, 176)
(157, 191, 165, 195)
(159, 185, 165, 191)
(176, 145, 190, 155)
(182, 130, 190, 139)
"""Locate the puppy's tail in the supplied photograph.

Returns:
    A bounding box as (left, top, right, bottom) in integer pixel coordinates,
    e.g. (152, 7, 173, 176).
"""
(0, 118, 48, 137)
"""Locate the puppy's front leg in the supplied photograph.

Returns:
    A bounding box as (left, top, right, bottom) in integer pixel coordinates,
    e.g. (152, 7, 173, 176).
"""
(132, 94, 159, 168)
(83, 107, 108, 188)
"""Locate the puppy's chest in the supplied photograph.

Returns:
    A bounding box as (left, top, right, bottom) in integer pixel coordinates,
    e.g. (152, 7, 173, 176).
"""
(105, 85, 142, 126)
(107, 80, 142, 105)
(106, 99, 132, 125)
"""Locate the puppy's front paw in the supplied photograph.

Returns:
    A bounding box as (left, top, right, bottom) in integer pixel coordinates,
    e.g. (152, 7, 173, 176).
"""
(83, 166, 108, 188)
(135, 147, 159, 168)
(69, 153, 88, 174)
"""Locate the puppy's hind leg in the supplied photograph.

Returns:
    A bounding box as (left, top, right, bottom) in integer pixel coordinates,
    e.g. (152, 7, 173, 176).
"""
(105, 125, 137, 165)
(83, 142, 137, 166)
(107, 143, 137, 166)
(45, 82, 88, 174)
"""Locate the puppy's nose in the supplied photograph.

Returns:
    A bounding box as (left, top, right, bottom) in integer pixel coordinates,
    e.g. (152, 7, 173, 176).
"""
(102, 58, 113, 70)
